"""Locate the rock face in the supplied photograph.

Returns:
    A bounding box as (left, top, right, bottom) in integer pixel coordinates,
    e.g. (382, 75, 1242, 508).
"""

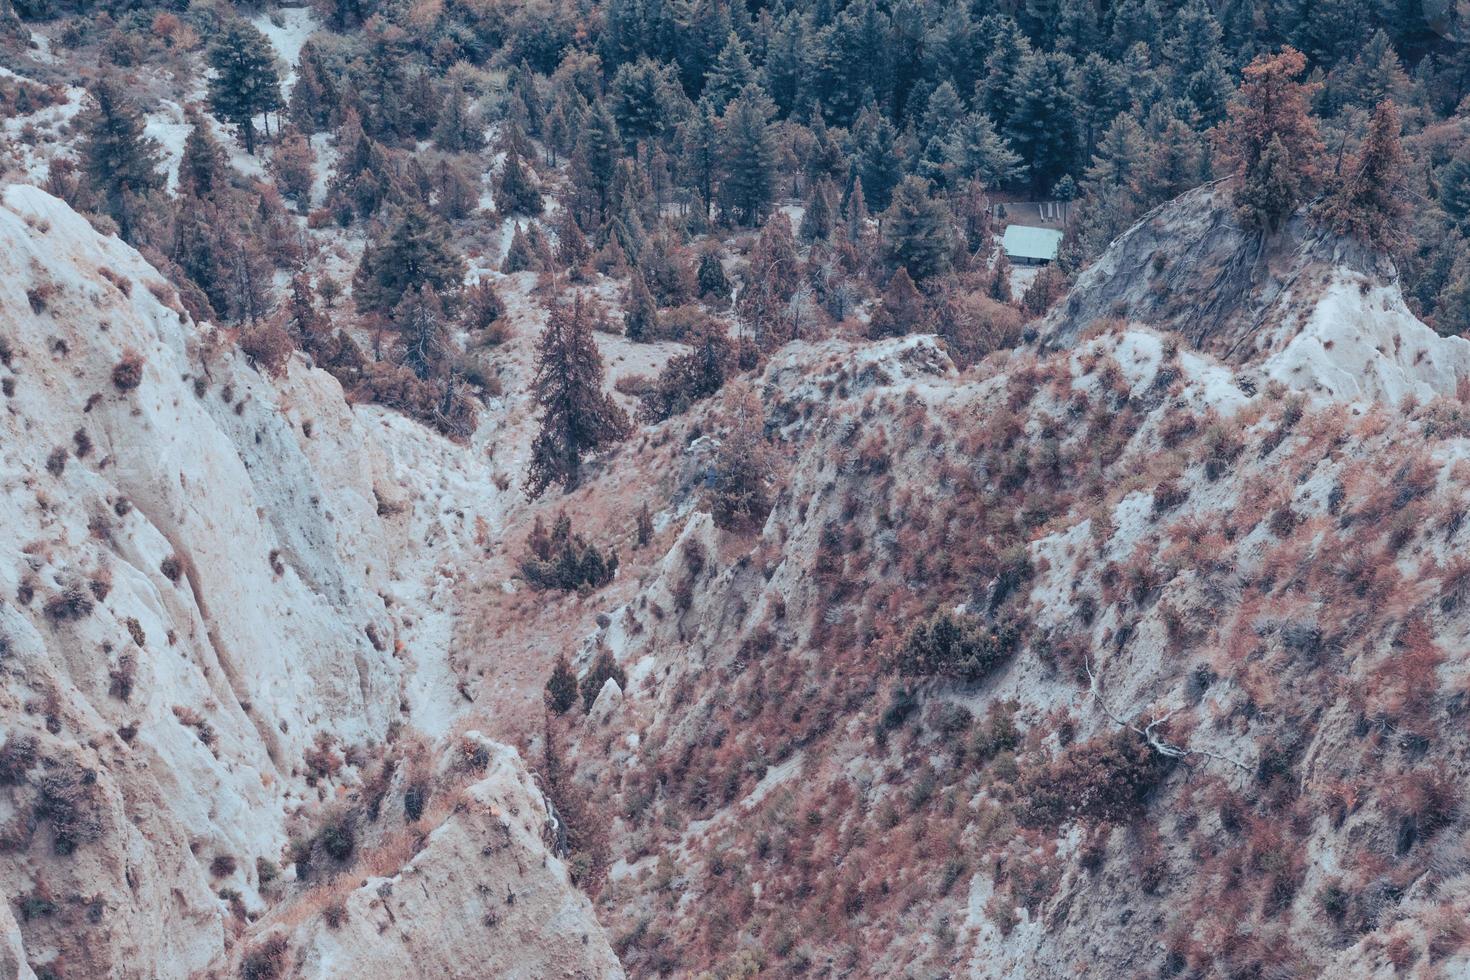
(1041, 183, 1470, 403)
(0, 187, 617, 977)
(260, 738, 623, 980)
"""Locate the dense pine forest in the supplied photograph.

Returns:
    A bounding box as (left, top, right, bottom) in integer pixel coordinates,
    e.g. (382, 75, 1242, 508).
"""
(4, 0, 1470, 453)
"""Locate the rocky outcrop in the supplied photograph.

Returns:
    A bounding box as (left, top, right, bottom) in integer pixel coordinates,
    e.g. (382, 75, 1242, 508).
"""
(1041, 182, 1470, 403)
(242, 738, 623, 980)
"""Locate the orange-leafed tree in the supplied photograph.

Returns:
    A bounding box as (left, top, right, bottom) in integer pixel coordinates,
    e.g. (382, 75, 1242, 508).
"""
(1215, 47, 1324, 233)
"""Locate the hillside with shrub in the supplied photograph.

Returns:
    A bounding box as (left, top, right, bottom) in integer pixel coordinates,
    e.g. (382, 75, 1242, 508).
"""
(4, 0, 1470, 976)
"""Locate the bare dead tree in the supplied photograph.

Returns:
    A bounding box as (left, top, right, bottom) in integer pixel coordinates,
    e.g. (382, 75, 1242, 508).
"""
(1084, 651, 1251, 771)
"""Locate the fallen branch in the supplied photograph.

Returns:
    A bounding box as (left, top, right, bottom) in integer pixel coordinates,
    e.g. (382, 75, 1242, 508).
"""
(1084, 651, 1251, 771)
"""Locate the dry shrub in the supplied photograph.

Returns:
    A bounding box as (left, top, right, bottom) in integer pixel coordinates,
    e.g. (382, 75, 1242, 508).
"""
(26, 282, 57, 314)
(303, 733, 344, 781)
(111, 351, 144, 391)
(0, 734, 39, 785)
(43, 584, 94, 622)
(1366, 616, 1443, 727)
(1018, 729, 1173, 829)
(36, 763, 104, 855)
(896, 610, 1020, 682)
(239, 935, 289, 980)
(239, 321, 296, 377)
(354, 362, 478, 441)
(1386, 769, 1459, 855)
(1427, 903, 1469, 961)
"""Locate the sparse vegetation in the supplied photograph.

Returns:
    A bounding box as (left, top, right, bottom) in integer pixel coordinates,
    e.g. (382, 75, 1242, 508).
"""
(519, 513, 618, 592)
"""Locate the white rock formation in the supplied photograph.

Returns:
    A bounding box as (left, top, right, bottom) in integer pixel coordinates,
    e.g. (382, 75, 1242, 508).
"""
(0, 186, 617, 977)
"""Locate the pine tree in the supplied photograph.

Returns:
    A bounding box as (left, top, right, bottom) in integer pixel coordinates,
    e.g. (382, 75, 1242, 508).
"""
(849, 107, 903, 210)
(978, 20, 1032, 132)
(868, 267, 929, 338)
(678, 102, 720, 219)
(1336, 30, 1410, 112)
(580, 649, 627, 710)
(503, 223, 538, 274)
(432, 84, 483, 153)
(526, 297, 632, 498)
(206, 19, 283, 155)
(763, 11, 809, 117)
(271, 128, 315, 211)
(1238, 135, 1301, 234)
(171, 201, 227, 319)
(1163, 0, 1232, 125)
(990, 252, 1013, 303)
(919, 81, 965, 148)
(845, 178, 869, 244)
(703, 32, 755, 111)
(949, 111, 1025, 188)
(636, 501, 654, 545)
(326, 108, 393, 220)
(461, 278, 506, 333)
(555, 210, 592, 277)
(1441, 151, 1470, 228)
(637, 320, 735, 422)
(544, 101, 570, 167)
(881, 177, 953, 282)
(392, 285, 450, 379)
(1109, 0, 1162, 52)
(496, 149, 544, 216)
(696, 246, 730, 303)
(545, 654, 578, 714)
(432, 158, 478, 221)
(718, 85, 776, 226)
(1216, 47, 1324, 234)
(1021, 263, 1067, 315)
(288, 42, 338, 133)
(353, 203, 467, 315)
(799, 177, 836, 242)
(1004, 50, 1083, 194)
(816, 0, 892, 125)
(1318, 101, 1408, 247)
(610, 57, 678, 148)
(623, 274, 659, 341)
(1084, 113, 1147, 193)
(574, 100, 621, 223)
(1136, 115, 1205, 209)
(709, 382, 775, 530)
(281, 271, 330, 346)
(224, 205, 275, 324)
(1435, 251, 1470, 336)
(736, 214, 801, 348)
(1055, 0, 1102, 57)
(178, 111, 229, 200)
(78, 76, 164, 244)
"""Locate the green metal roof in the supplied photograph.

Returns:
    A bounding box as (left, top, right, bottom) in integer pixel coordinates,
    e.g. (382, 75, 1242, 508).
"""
(1001, 225, 1063, 261)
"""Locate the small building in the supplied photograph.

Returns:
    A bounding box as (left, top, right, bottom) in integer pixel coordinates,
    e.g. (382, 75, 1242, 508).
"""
(1001, 225, 1063, 266)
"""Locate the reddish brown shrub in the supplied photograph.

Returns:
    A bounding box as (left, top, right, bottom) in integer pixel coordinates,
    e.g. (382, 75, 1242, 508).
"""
(112, 351, 144, 391)
(239, 935, 289, 980)
(1018, 729, 1172, 828)
(239, 322, 296, 377)
(43, 584, 94, 622)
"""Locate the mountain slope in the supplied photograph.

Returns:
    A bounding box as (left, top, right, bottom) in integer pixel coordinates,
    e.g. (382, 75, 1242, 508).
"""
(0, 186, 618, 978)
(446, 192, 1470, 977)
